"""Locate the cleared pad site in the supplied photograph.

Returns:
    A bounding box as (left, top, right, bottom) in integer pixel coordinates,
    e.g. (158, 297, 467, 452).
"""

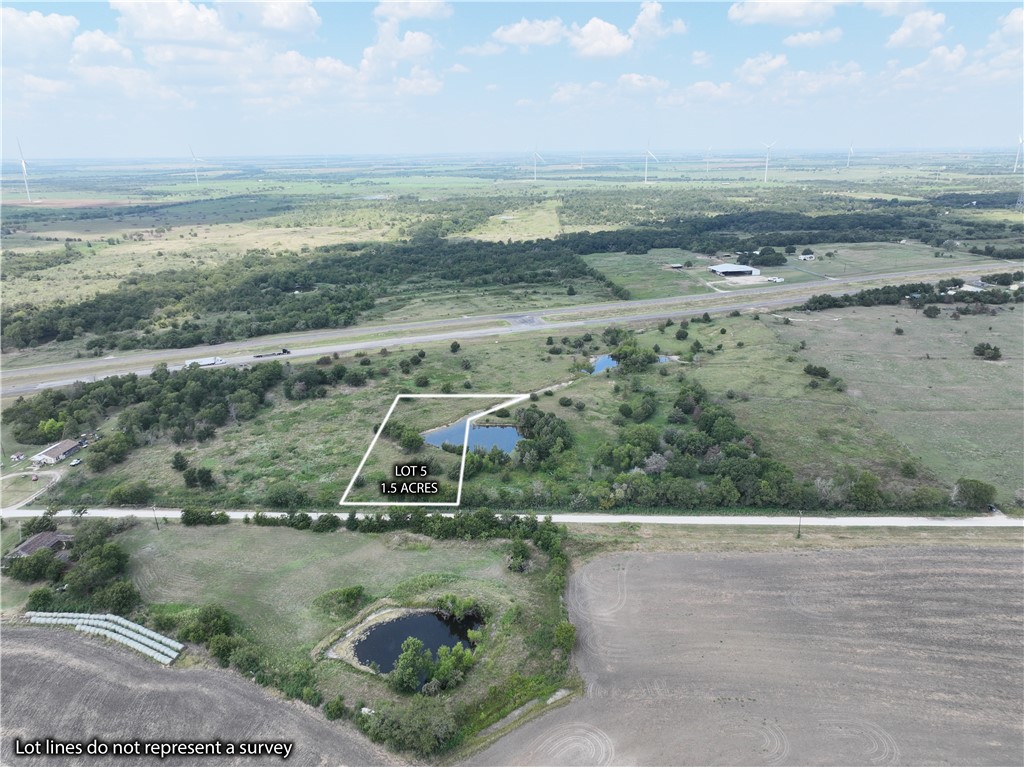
(470, 547, 1023, 767)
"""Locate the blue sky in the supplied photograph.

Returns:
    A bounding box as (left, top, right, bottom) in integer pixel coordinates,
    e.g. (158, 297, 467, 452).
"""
(2, 1, 1021, 159)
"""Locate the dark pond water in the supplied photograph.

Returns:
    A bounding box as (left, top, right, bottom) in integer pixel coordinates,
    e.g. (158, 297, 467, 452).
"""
(590, 354, 670, 373)
(353, 612, 478, 673)
(423, 420, 523, 453)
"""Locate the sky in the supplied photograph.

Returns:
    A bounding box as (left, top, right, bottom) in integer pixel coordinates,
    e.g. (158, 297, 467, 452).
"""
(2, 1, 1022, 159)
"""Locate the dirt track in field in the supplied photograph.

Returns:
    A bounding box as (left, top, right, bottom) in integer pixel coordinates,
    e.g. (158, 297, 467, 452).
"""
(468, 546, 1024, 766)
(0, 627, 405, 767)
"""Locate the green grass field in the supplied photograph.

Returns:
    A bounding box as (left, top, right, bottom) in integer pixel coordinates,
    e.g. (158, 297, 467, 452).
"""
(776, 305, 1023, 506)
(118, 520, 564, 716)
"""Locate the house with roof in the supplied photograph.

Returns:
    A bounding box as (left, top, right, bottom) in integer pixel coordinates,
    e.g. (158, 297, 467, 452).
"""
(30, 439, 81, 465)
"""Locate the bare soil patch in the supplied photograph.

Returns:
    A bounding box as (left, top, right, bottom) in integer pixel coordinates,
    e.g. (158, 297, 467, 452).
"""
(0, 627, 404, 767)
(468, 546, 1023, 766)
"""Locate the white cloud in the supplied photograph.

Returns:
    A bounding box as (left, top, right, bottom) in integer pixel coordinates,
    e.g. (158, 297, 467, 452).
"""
(886, 10, 945, 48)
(493, 17, 567, 47)
(618, 73, 669, 91)
(569, 18, 633, 57)
(963, 8, 1023, 82)
(784, 27, 843, 47)
(111, 0, 226, 43)
(781, 61, 864, 93)
(728, 2, 841, 26)
(72, 30, 134, 64)
(691, 50, 711, 67)
(686, 80, 734, 100)
(1, 7, 79, 59)
(73, 63, 189, 105)
(446, 63, 470, 74)
(359, 24, 435, 79)
(629, 1, 687, 41)
(373, 2, 452, 22)
(551, 81, 606, 103)
(259, 1, 321, 33)
(484, 83, 499, 92)
(19, 73, 72, 97)
(736, 52, 788, 84)
(459, 41, 506, 56)
(396, 65, 443, 96)
(865, 2, 925, 17)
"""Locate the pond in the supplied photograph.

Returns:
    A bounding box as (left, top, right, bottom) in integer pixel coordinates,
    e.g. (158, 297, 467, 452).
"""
(590, 354, 671, 373)
(422, 420, 523, 453)
(352, 611, 478, 674)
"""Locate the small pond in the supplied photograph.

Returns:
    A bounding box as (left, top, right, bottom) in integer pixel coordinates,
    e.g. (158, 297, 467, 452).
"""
(353, 612, 479, 674)
(590, 354, 670, 373)
(423, 420, 523, 453)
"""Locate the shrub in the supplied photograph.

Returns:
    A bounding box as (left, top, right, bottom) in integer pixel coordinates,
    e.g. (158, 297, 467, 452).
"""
(952, 478, 997, 510)
(178, 604, 235, 644)
(803, 364, 830, 379)
(449, 341, 460, 353)
(208, 634, 248, 666)
(324, 696, 348, 721)
(106, 481, 154, 506)
(554, 620, 576, 654)
(923, 305, 941, 318)
(313, 586, 367, 617)
(894, 326, 905, 335)
(558, 396, 573, 407)
(266, 481, 308, 509)
(574, 401, 585, 411)
(973, 342, 1002, 360)
(171, 452, 188, 471)
(311, 513, 342, 533)
(181, 507, 229, 526)
(414, 375, 430, 388)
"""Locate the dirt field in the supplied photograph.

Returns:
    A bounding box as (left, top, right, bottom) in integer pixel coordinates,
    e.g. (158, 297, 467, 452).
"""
(0, 627, 404, 767)
(468, 546, 1024, 766)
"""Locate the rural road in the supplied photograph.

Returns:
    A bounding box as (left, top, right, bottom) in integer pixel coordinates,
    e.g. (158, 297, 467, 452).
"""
(0, 262, 1003, 397)
(3, 507, 1021, 527)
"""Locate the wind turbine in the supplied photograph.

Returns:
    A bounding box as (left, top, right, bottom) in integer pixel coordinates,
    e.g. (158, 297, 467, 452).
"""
(705, 146, 712, 175)
(643, 143, 659, 184)
(17, 139, 31, 202)
(1014, 136, 1022, 174)
(847, 143, 853, 169)
(532, 147, 545, 181)
(762, 141, 776, 183)
(188, 145, 205, 186)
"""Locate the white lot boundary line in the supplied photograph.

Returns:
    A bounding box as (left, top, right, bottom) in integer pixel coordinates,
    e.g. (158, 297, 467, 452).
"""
(339, 393, 529, 508)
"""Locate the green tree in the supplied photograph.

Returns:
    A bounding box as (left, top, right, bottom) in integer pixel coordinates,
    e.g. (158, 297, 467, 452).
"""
(388, 637, 434, 693)
(449, 341, 461, 353)
(952, 478, 997, 510)
(554, 620, 576, 653)
(171, 452, 188, 471)
(848, 471, 884, 511)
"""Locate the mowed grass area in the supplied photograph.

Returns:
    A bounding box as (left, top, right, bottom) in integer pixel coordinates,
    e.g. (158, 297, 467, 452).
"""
(777, 305, 1023, 506)
(118, 520, 561, 713)
(1, 474, 43, 507)
(582, 249, 716, 299)
(366, 279, 613, 326)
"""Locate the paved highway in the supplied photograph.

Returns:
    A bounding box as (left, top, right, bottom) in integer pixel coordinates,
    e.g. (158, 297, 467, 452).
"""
(3, 506, 1021, 527)
(0, 262, 1001, 397)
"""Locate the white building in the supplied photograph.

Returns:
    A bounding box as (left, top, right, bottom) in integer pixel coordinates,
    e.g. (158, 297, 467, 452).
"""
(708, 264, 760, 277)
